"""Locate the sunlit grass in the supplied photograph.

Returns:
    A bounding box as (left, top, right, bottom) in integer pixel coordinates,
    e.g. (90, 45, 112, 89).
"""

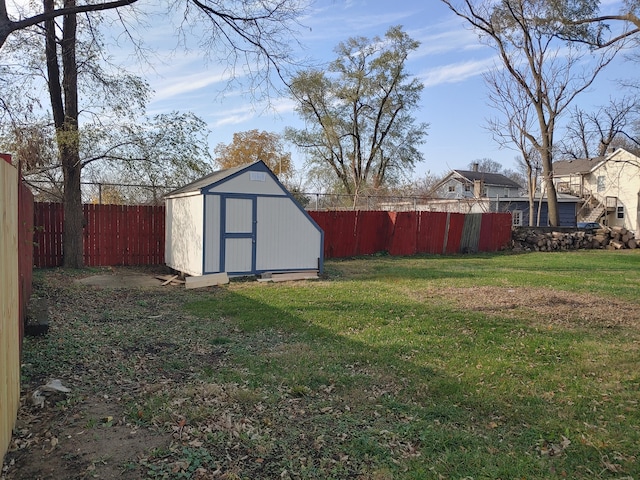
(183, 250, 640, 479)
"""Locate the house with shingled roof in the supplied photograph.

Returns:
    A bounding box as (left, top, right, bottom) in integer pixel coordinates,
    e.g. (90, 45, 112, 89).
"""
(432, 167, 523, 201)
(553, 147, 640, 232)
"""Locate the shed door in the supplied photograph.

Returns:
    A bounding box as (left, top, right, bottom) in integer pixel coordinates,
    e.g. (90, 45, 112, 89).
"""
(221, 196, 256, 274)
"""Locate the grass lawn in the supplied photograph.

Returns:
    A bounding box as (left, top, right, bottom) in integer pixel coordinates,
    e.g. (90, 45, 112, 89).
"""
(9, 250, 640, 479)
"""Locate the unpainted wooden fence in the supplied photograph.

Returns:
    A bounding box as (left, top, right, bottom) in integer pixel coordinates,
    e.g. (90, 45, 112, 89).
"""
(0, 155, 33, 463)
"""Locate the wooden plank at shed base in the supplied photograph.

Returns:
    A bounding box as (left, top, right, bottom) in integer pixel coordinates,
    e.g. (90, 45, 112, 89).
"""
(160, 275, 179, 286)
(259, 271, 319, 283)
(185, 272, 229, 289)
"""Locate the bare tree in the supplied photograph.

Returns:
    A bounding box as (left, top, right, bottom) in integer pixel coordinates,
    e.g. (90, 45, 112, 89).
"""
(561, 97, 639, 158)
(443, 0, 621, 226)
(2, 0, 308, 267)
(485, 65, 542, 226)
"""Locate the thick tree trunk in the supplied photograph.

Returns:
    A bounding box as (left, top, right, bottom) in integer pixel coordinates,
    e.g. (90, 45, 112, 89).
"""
(60, 0, 83, 268)
(544, 175, 559, 226)
(540, 140, 559, 227)
(44, 0, 84, 268)
(62, 153, 84, 268)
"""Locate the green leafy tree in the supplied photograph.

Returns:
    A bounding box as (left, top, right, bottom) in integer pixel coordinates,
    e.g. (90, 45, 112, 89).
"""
(286, 25, 428, 198)
(548, 0, 640, 47)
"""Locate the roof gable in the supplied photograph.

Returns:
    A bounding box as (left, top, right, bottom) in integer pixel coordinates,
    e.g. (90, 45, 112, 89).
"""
(553, 148, 640, 176)
(165, 161, 266, 197)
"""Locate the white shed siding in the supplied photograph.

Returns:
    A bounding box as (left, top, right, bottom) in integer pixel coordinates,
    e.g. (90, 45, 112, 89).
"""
(225, 197, 253, 233)
(256, 197, 321, 271)
(203, 194, 221, 273)
(225, 237, 253, 272)
(165, 195, 204, 276)
(166, 161, 323, 276)
(205, 171, 285, 196)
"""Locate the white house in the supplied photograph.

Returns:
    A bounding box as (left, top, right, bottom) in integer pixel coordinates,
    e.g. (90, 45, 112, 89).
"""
(165, 161, 324, 277)
(432, 168, 523, 201)
(553, 148, 640, 232)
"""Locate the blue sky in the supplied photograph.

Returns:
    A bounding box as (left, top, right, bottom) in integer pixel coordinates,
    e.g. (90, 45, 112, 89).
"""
(137, 1, 512, 179)
(10, 0, 631, 181)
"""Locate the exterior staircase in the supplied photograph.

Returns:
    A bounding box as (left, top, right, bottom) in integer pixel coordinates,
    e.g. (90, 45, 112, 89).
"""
(583, 203, 605, 223)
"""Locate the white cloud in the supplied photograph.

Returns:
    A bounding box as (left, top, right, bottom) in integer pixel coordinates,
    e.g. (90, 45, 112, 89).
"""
(420, 57, 497, 87)
(151, 68, 235, 102)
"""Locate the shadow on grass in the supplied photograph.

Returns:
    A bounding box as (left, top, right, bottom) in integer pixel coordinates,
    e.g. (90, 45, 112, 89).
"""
(183, 285, 615, 479)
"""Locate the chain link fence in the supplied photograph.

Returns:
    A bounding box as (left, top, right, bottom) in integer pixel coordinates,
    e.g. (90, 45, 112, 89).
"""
(26, 180, 494, 213)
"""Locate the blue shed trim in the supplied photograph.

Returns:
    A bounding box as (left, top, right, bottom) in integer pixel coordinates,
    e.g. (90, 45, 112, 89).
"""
(194, 161, 323, 276)
(213, 194, 257, 275)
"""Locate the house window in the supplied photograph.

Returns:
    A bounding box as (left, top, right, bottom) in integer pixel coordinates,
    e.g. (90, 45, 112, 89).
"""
(617, 206, 624, 219)
(448, 185, 456, 193)
(597, 176, 605, 192)
(512, 210, 523, 227)
(504, 188, 509, 198)
(464, 184, 471, 192)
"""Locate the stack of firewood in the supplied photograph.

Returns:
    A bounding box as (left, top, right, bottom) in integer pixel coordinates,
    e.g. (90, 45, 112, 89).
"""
(606, 226, 637, 250)
(511, 226, 638, 252)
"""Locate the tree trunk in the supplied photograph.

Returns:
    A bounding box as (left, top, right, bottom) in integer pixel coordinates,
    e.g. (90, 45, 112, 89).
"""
(544, 175, 559, 227)
(540, 148, 559, 227)
(62, 156, 84, 267)
(44, 0, 84, 268)
(60, 0, 83, 268)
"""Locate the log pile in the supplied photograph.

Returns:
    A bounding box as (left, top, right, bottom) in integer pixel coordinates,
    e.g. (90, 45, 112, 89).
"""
(511, 226, 639, 252)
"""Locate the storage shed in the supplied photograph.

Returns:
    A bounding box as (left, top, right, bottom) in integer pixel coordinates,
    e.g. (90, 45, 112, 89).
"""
(165, 161, 323, 277)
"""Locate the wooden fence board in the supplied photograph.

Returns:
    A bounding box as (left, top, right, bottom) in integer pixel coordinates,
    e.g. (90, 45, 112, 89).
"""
(460, 213, 482, 253)
(444, 213, 466, 254)
(33, 203, 167, 267)
(355, 211, 391, 255)
(388, 212, 418, 256)
(1, 158, 20, 464)
(479, 213, 512, 252)
(18, 177, 34, 355)
(417, 212, 448, 254)
(34, 204, 512, 266)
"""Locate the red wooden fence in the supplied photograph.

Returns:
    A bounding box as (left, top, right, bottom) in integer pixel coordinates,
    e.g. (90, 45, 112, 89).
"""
(34, 203, 165, 267)
(18, 174, 34, 350)
(33, 204, 512, 267)
(309, 211, 512, 258)
(1, 153, 33, 352)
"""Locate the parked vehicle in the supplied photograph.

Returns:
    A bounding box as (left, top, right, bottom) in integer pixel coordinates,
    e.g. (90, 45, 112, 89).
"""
(577, 222, 602, 232)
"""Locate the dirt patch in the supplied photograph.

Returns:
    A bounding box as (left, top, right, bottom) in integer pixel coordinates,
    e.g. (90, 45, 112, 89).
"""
(2, 267, 213, 480)
(416, 286, 639, 329)
(75, 274, 163, 288)
(6, 395, 169, 480)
